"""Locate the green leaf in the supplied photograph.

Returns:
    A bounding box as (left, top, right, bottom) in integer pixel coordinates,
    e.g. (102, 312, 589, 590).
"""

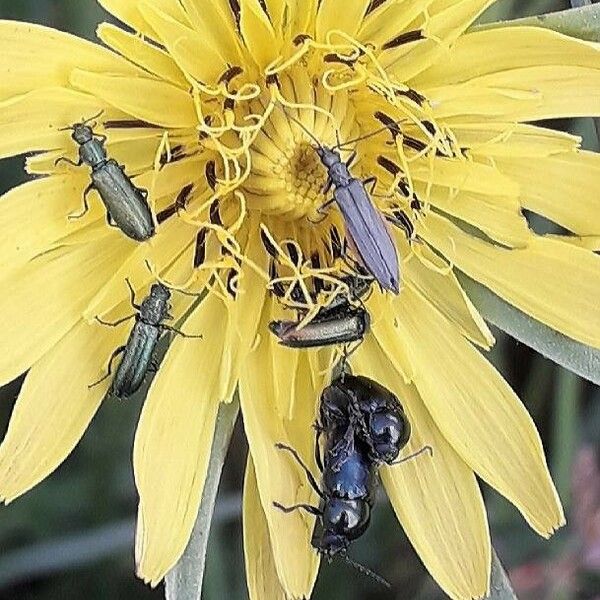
(458, 273, 600, 387)
(485, 550, 518, 600)
(164, 399, 239, 600)
(474, 4, 600, 42)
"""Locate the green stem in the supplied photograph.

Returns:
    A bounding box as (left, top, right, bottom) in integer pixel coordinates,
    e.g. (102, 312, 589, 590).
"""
(485, 550, 518, 600)
(474, 4, 600, 43)
(164, 399, 239, 600)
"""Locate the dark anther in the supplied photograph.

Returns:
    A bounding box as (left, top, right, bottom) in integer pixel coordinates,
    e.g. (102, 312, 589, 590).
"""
(193, 228, 208, 268)
(293, 33, 312, 46)
(209, 200, 223, 226)
(103, 119, 160, 129)
(377, 156, 401, 176)
(228, 0, 241, 27)
(205, 160, 217, 191)
(395, 88, 426, 106)
(397, 179, 411, 197)
(284, 242, 300, 265)
(156, 183, 193, 224)
(219, 65, 243, 86)
(374, 111, 401, 141)
(411, 197, 423, 211)
(382, 29, 424, 51)
(391, 208, 415, 239)
(366, 0, 388, 15)
(224, 97, 235, 111)
(422, 120, 436, 136)
(261, 230, 279, 258)
(403, 136, 427, 153)
(266, 73, 281, 88)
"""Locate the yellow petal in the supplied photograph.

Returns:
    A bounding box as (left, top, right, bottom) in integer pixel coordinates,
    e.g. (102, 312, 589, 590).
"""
(219, 223, 269, 401)
(134, 292, 226, 585)
(0, 173, 105, 276)
(284, 0, 318, 40)
(415, 27, 600, 88)
(240, 0, 280, 70)
(359, 0, 437, 47)
(368, 294, 416, 383)
(70, 69, 197, 128)
(140, 2, 226, 83)
(426, 185, 530, 248)
(97, 23, 188, 88)
(493, 151, 600, 236)
(384, 0, 496, 81)
(0, 20, 137, 101)
(0, 237, 131, 386)
(243, 457, 287, 600)
(179, 0, 243, 65)
(453, 122, 580, 158)
(0, 320, 122, 502)
(0, 88, 113, 160)
(390, 286, 565, 537)
(353, 338, 491, 600)
(429, 66, 600, 122)
(84, 216, 198, 320)
(239, 304, 319, 599)
(316, 0, 370, 40)
(402, 242, 494, 348)
(420, 213, 600, 349)
(406, 155, 520, 197)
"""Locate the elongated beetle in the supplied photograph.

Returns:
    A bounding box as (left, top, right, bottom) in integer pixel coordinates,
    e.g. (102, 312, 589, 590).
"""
(57, 113, 155, 241)
(269, 276, 371, 349)
(284, 109, 400, 294)
(92, 282, 202, 399)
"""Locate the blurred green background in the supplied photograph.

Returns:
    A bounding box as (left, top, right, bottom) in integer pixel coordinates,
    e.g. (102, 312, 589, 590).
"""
(1, 1, 599, 598)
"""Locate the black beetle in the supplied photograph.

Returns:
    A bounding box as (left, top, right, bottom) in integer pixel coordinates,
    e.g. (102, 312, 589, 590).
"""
(92, 281, 201, 399)
(320, 374, 411, 465)
(57, 113, 155, 241)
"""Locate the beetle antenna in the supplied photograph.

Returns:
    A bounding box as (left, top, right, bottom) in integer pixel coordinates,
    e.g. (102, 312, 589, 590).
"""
(341, 554, 391, 589)
(276, 104, 323, 149)
(332, 121, 403, 150)
(83, 109, 105, 125)
(391, 445, 434, 466)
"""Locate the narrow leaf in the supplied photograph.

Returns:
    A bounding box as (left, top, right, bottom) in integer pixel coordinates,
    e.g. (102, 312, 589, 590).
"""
(164, 398, 239, 600)
(459, 273, 600, 387)
(474, 4, 600, 43)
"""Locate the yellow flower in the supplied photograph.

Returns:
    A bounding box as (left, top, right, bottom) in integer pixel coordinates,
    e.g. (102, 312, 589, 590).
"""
(1, 0, 600, 598)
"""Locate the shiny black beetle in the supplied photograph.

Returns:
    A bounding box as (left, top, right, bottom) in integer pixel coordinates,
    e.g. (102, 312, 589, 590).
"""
(273, 376, 420, 587)
(57, 114, 155, 241)
(92, 282, 201, 399)
(320, 374, 411, 465)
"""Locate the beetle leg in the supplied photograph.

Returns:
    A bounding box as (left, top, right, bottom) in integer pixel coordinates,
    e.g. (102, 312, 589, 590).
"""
(95, 314, 135, 327)
(275, 443, 325, 499)
(322, 177, 334, 195)
(68, 185, 92, 220)
(313, 423, 324, 473)
(363, 176, 378, 194)
(124, 278, 141, 310)
(163, 324, 203, 339)
(94, 133, 108, 143)
(88, 345, 126, 389)
(54, 156, 82, 168)
(272, 502, 322, 517)
(346, 150, 358, 169)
